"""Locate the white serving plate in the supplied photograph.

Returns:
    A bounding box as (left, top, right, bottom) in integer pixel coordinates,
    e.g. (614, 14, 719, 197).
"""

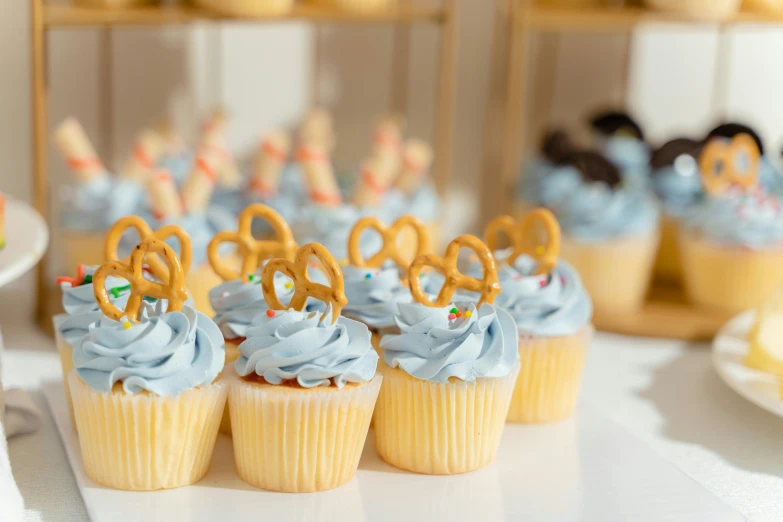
(712, 310, 783, 418)
(44, 382, 742, 522)
(0, 198, 48, 288)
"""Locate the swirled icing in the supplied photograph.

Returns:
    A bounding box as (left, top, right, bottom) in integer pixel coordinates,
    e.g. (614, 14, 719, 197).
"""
(234, 304, 378, 388)
(381, 302, 519, 383)
(343, 263, 413, 329)
(60, 177, 145, 232)
(291, 205, 383, 262)
(682, 188, 783, 249)
(73, 303, 225, 396)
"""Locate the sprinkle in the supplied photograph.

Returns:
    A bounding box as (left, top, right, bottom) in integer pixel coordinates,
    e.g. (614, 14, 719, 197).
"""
(469, 255, 478, 263)
(111, 284, 132, 299)
(247, 274, 254, 282)
(310, 262, 318, 269)
(560, 276, 566, 286)
(81, 274, 93, 285)
(221, 291, 229, 298)
(365, 273, 372, 280)
(123, 321, 132, 330)
(56, 276, 76, 287)
(448, 313, 457, 321)
(539, 278, 547, 288)
(76, 264, 86, 283)
(266, 310, 275, 318)
(285, 282, 293, 289)
(449, 307, 458, 314)
(535, 246, 545, 255)
(465, 311, 472, 318)
(340, 258, 349, 266)
(456, 311, 462, 318)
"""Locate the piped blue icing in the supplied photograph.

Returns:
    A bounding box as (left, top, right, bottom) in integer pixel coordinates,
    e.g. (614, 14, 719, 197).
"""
(652, 159, 704, 217)
(234, 304, 379, 388)
(381, 302, 519, 383)
(60, 176, 146, 232)
(342, 262, 413, 330)
(601, 136, 651, 191)
(539, 166, 659, 242)
(682, 189, 783, 249)
(291, 205, 383, 262)
(73, 303, 225, 396)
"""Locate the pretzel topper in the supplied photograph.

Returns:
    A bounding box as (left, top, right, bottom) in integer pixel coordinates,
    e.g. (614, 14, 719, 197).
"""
(409, 235, 501, 308)
(262, 243, 348, 324)
(348, 215, 430, 275)
(105, 216, 192, 283)
(93, 237, 188, 323)
(484, 209, 561, 275)
(699, 133, 760, 197)
(208, 203, 298, 282)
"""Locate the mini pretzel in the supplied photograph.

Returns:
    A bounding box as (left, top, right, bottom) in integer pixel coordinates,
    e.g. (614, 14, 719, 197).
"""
(409, 234, 501, 308)
(348, 215, 430, 273)
(93, 237, 188, 323)
(262, 243, 348, 324)
(485, 209, 560, 275)
(208, 203, 298, 282)
(700, 133, 760, 196)
(105, 216, 192, 282)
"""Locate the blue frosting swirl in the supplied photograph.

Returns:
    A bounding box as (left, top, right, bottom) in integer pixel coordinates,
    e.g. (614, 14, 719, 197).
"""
(539, 166, 659, 241)
(234, 305, 379, 388)
(682, 190, 783, 249)
(291, 205, 383, 262)
(601, 136, 651, 191)
(60, 176, 145, 232)
(73, 303, 225, 396)
(381, 302, 519, 383)
(343, 263, 413, 329)
(490, 253, 592, 337)
(652, 161, 704, 217)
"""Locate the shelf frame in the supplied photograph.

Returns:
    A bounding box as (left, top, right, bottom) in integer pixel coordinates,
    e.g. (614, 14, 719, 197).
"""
(30, 0, 457, 327)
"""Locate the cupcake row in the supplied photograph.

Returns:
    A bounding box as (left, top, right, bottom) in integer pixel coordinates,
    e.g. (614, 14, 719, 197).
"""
(53, 203, 593, 491)
(518, 112, 783, 320)
(54, 109, 439, 315)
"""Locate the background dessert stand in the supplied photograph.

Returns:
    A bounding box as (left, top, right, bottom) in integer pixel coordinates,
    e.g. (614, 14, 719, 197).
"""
(29, 0, 458, 332)
(479, 0, 783, 341)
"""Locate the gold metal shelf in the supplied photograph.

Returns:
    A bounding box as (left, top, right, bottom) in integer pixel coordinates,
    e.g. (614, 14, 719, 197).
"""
(522, 5, 783, 31)
(43, 3, 446, 28)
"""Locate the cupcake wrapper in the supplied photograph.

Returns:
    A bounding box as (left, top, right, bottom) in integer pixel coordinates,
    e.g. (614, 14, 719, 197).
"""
(228, 367, 381, 492)
(374, 362, 519, 475)
(54, 328, 76, 427)
(679, 230, 783, 314)
(560, 233, 659, 320)
(68, 372, 227, 491)
(218, 340, 242, 435)
(508, 327, 592, 424)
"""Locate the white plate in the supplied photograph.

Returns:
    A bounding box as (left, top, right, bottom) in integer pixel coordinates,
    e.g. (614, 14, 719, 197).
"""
(44, 382, 742, 522)
(712, 310, 783, 418)
(0, 198, 48, 288)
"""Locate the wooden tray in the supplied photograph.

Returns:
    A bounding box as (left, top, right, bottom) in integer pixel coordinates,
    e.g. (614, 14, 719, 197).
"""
(594, 283, 733, 342)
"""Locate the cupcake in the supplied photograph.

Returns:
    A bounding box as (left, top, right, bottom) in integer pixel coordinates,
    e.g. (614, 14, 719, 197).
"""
(54, 119, 153, 273)
(342, 215, 431, 351)
(69, 237, 226, 491)
(228, 243, 381, 492)
(375, 235, 519, 475)
(649, 138, 704, 284)
(484, 209, 594, 423)
(535, 149, 660, 321)
(680, 133, 783, 315)
(707, 122, 783, 196)
(54, 264, 132, 423)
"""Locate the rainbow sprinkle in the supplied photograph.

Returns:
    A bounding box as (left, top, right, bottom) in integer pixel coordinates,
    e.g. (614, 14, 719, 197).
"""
(266, 309, 275, 318)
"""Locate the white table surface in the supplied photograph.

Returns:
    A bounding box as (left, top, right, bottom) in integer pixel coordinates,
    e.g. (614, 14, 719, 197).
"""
(3, 278, 783, 521)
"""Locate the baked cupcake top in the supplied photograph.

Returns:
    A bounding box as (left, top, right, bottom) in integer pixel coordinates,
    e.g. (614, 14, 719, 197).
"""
(683, 133, 783, 249)
(381, 235, 519, 383)
(234, 242, 378, 388)
(650, 137, 704, 216)
(341, 216, 430, 330)
(73, 238, 225, 396)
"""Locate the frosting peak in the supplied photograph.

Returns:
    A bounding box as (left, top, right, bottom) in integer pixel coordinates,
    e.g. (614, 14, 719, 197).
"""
(235, 304, 378, 388)
(382, 302, 519, 383)
(342, 263, 412, 329)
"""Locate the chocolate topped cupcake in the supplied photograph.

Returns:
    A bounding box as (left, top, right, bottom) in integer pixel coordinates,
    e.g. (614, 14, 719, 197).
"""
(541, 129, 576, 166)
(565, 150, 623, 189)
(650, 138, 703, 173)
(707, 122, 764, 154)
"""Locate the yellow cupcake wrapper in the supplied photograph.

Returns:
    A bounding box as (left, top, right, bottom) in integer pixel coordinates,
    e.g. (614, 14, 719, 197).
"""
(679, 230, 783, 314)
(374, 361, 520, 475)
(508, 326, 593, 424)
(653, 215, 683, 284)
(227, 366, 381, 493)
(68, 372, 227, 491)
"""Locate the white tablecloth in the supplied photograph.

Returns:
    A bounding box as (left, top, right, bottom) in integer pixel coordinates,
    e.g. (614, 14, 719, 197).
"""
(3, 286, 783, 520)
